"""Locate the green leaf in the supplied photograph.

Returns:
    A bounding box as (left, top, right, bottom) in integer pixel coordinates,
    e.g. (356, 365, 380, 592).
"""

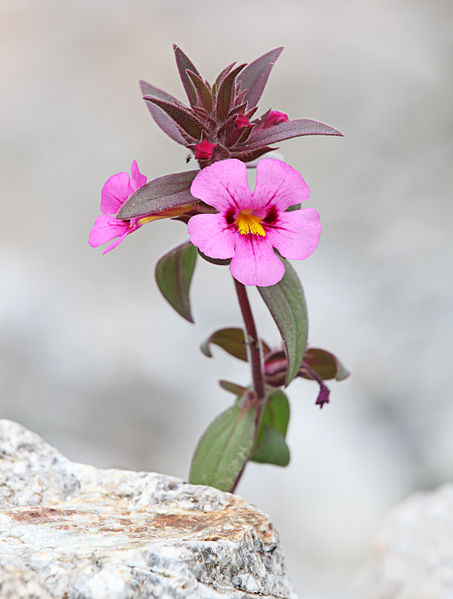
(189, 404, 256, 492)
(258, 259, 308, 385)
(261, 390, 290, 436)
(218, 380, 248, 396)
(250, 390, 290, 467)
(200, 327, 271, 362)
(155, 242, 197, 323)
(250, 427, 290, 466)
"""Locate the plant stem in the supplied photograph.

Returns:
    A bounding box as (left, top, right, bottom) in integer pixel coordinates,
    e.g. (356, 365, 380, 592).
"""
(231, 279, 267, 494)
(233, 279, 266, 401)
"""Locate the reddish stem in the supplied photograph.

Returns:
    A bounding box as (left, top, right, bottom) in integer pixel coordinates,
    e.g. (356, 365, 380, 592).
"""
(231, 279, 267, 493)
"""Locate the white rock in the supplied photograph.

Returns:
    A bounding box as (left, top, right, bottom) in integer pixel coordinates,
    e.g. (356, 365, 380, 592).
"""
(358, 485, 453, 599)
(0, 419, 297, 599)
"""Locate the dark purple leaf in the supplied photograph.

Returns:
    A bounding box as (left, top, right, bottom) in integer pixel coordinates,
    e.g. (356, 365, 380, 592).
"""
(231, 146, 277, 163)
(139, 80, 188, 145)
(186, 70, 213, 112)
(117, 170, 199, 220)
(216, 64, 246, 122)
(237, 47, 284, 109)
(143, 97, 207, 141)
(213, 62, 236, 91)
(173, 45, 201, 107)
(243, 118, 343, 149)
(155, 242, 197, 323)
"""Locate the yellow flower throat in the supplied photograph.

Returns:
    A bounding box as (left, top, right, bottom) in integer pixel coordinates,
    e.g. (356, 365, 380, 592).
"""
(235, 210, 266, 236)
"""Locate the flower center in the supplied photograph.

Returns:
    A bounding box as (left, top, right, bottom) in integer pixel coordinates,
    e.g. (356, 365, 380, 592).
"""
(235, 210, 266, 236)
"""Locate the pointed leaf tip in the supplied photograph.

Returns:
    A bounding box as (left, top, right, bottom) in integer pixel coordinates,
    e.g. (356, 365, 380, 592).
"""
(173, 45, 201, 107)
(143, 97, 206, 140)
(244, 118, 343, 150)
(237, 47, 284, 109)
(140, 80, 189, 145)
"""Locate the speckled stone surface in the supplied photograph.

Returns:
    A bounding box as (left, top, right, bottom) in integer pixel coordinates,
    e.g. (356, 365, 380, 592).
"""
(358, 485, 453, 599)
(0, 419, 297, 599)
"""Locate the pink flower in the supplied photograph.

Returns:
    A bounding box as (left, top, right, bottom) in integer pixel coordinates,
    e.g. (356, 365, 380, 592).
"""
(263, 110, 289, 128)
(235, 115, 252, 129)
(187, 158, 321, 286)
(89, 161, 147, 254)
(193, 140, 217, 160)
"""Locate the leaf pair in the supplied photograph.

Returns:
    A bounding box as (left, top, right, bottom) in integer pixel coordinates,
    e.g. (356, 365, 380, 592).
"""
(189, 389, 290, 492)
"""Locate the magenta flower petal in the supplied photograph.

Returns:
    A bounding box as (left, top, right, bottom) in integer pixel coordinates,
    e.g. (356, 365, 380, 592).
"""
(230, 236, 285, 287)
(102, 230, 132, 254)
(89, 214, 130, 248)
(100, 172, 135, 215)
(190, 159, 252, 212)
(90, 161, 147, 253)
(263, 110, 289, 129)
(188, 214, 236, 259)
(188, 158, 320, 286)
(100, 162, 147, 214)
(254, 158, 310, 211)
(130, 159, 147, 189)
(265, 208, 321, 260)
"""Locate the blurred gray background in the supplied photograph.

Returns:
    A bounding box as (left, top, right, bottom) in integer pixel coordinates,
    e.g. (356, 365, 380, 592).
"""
(1, 0, 452, 597)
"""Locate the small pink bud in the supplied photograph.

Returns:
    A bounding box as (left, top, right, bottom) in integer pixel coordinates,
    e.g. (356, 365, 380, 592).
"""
(194, 140, 217, 160)
(263, 110, 289, 129)
(235, 115, 252, 129)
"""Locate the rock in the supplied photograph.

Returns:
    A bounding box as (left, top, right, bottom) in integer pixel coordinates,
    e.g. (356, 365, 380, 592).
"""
(358, 485, 453, 599)
(0, 419, 297, 599)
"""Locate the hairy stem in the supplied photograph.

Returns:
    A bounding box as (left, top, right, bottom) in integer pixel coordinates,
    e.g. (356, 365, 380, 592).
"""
(232, 279, 267, 493)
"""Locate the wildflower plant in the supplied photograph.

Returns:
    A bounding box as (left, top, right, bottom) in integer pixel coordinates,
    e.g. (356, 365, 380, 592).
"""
(90, 46, 349, 493)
